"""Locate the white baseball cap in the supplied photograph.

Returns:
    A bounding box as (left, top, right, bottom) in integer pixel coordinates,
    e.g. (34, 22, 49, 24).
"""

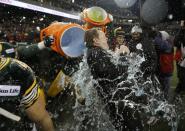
(131, 26, 143, 34)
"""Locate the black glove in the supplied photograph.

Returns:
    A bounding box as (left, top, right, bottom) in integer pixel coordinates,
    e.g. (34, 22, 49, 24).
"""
(43, 35, 54, 47)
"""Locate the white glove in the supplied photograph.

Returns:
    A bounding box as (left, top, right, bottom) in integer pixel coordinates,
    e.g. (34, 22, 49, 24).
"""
(38, 35, 54, 50)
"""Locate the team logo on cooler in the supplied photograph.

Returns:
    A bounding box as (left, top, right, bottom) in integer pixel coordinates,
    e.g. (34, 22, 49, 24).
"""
(136, 43, 143, 50)
(0, 85, 20, 96)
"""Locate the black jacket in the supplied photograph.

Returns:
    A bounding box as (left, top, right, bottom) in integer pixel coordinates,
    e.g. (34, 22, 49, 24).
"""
(87, 46, 149, 130)
(128, 35, 157, 77)
(17, 44, 81, 82)
(87, 47, 128, 101)
(174, 28, 185, 91)
(174, 28, 185, 49)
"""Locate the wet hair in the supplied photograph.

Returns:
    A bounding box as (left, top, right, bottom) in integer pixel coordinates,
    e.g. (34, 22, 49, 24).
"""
(84, 28, 99, 48)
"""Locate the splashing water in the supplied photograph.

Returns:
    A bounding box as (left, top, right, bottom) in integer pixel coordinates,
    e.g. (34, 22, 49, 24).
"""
(36, 48, 182, 131)
(71, 49, 116, 131)
(69, 50, 180, 131)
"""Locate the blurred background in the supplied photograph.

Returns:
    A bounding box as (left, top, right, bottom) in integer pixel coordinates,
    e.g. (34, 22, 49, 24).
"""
(0, 0, 185, 87)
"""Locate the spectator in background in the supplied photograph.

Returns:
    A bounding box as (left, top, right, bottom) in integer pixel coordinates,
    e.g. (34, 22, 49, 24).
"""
(154, 31, 174, 96)
(174, 20, 185, 93)
(128, 25, 157, 78)
(128, 25, 143, 51)
(111, 27, 130, 55)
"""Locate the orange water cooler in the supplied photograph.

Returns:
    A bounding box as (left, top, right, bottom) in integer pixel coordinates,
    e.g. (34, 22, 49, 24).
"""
(40, 22, 86, 58)
(40, 22, 86, 97)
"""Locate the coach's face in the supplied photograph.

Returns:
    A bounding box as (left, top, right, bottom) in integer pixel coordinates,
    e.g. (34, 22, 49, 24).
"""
(93, 30, 109, 50)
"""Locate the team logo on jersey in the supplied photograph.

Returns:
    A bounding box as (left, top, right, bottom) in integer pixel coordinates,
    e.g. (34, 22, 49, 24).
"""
(136, 43, 143, 51)
(0, 85, 20, 96)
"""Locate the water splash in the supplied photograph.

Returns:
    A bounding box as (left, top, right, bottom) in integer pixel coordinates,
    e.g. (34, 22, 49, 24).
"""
(67, 50, 178, 130)
(71, 49, 116, 130)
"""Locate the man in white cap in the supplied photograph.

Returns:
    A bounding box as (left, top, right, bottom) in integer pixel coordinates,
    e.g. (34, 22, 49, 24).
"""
(129, 25, 143, 53)
(128, 25, 157, 78)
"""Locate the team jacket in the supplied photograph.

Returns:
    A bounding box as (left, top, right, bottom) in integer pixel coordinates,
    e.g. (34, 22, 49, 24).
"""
(128, 36, 157, 77)
(0, 57, 40, 108)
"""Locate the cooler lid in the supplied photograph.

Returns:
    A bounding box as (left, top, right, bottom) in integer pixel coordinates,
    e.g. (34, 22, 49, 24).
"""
(60, 26, 85, 57)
